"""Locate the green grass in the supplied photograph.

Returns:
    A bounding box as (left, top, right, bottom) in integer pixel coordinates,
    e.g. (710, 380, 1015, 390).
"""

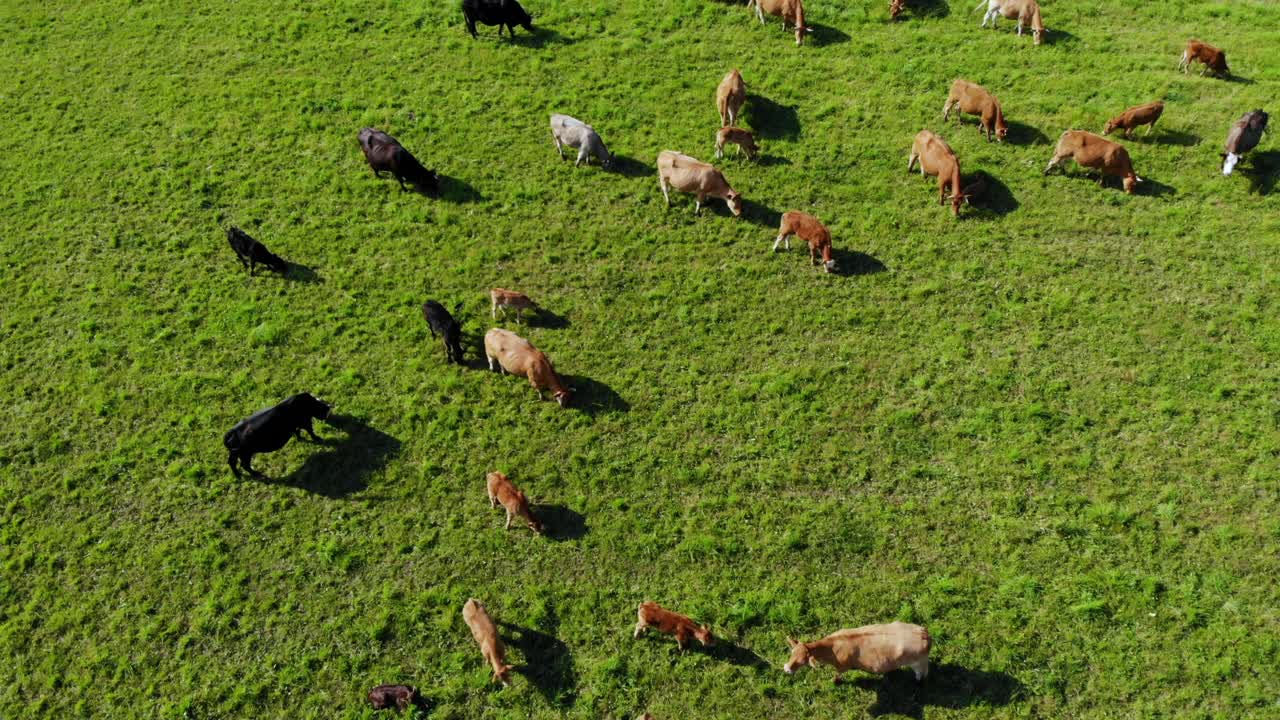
(2, 0, 1279, 718)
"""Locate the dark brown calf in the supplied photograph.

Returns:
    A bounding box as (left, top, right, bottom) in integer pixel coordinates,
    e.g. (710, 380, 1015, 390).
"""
(1178, 39, 1228, 77)
(368, 684, 419, 712)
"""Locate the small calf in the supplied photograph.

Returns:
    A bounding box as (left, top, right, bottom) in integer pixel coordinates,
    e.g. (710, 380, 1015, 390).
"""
(491, 288, 537, 324)
(486, 471, 543, 533)
(1179, 39, 1229, 77)
(367, 684, 418, 712)
(634, 601, 715, 651)
(783, 622, 931, 684)
(223, 393, 331, 478)
(1104, 101, 1164, 138)
(773, 211, 835, 273)
(227, 226, 287, 276)
(715, 127, 759, 161)
(422, 300, 464, 365)
(463, 599, 514, 686)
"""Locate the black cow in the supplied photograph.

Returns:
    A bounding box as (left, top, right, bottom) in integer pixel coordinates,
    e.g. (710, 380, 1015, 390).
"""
(422, 300, 465, 365)
(462, 0, 533, 39)
(227, 227, 287, 275)
(224, 393, 332, 478)
(358, 128, 440, 196)
(368, 684, 420, 712)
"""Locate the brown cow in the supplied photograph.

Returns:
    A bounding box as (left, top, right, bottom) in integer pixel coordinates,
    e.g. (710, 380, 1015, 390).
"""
(486, 471, 543, 533)
(634, 602, 715, 651)
(783, 623, 931, 684)
(890, 0, 904, 20)
(717, 69, 747, 127)
(1103, 101, 1164, 139)
(657, 151, 743, 217)
(490, 288, 537, 324)
(462, 599, 513, 686)
(773, 211, 835, 273)
(942, 79, 1008, 142)
(907, 130, 967, 217)
(750, 0, 811, 46)
(484, 328, 573, 407)
(1045, 130, 1140, 193)
(1178, 39, 1229, 77)
(977, 0, 1044, 45)
(715, 127, 760, 161)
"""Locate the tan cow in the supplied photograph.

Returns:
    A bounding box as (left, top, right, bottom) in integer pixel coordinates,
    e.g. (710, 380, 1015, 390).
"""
(462, 599, 514, 686)
(486, 471, 543, 533)
(1045, 130, 1140, 194)
(977, 0, 1045, 45)
(717, 69, 747, 127)
(484, 328, 573, 407)
(783, 623, 931, 684)
(490, 288, 537, 324)
(1178, 39, 1229, 77)
(715, 127, 759, 161)
(1104, 101, 1164, 139)
(907, 130, 967, 217)
(634, 602, 715, 651)
(657, 151, 743, 217)
(773, 211, 835, 273)
(943, 79, 1008, 142)
(749, 0, 811, 46)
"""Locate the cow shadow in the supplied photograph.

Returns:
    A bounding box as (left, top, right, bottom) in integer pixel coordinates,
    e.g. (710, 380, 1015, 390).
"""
(696, 639, 771, 670)
(745, 94, 801, 141)
(855, 664, 1023, 719)
(609, 154, 652, 178)
(756, 154, 792, 167)
(807, 23, 851, 46)
(275, 415, 401, 499)
(1138, 176, 1177, 198)
(440, 174, 483, 203)
(499, 620, 578, 707)
(283, 262, 323, 283)
(512, 27, 575, 48)
(740, 198, 783, 229)
(1224, 74, 1255, 85)
(533, 504, 588, 541)
(1239, 150, 1280, 195)
(1147, 129, 1200, 147)
(1045, 28, 1078, 45)
(1004, 121, 1049, 146)
(962, 170, 1018, 217)
(831, 248, 887, 277)
(529, 308, 571, 330)
(897, 0, 950, 19)
(563, 375, 629, 415)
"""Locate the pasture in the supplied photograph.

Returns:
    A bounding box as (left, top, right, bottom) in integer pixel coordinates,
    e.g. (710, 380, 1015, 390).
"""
(2, 0, 1279, 717)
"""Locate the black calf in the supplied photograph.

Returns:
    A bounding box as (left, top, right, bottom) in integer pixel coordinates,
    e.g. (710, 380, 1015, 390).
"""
(227, 227, 287, 275)
(223, 393, 332, 478)
(423, 300, 465, 365)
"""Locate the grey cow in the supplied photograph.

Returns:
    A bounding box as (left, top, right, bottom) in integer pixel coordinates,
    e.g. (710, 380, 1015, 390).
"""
(550, 114, 613, 169)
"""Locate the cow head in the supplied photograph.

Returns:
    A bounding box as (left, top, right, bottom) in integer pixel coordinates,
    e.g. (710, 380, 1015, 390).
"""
(1102, 119, 1119, 136)
(694, 624, 716, 646)
(517, 6, 533, 31)
(1033, 27, 1043, 45)
(1123, 174, 1140, 194)
(296, 392, 332, 420)
(783, 637, 816, 674)
(414, 169, 442, 197)
(554, 388, 573, 408)
(823, 258, 837, 273)
(262, 250, 288, 274)
(995, 119, 1008, 142)
(495, 663, 514, 687)
(725, 191, 743, 217)
(947, 192, 968, 217)
(744, 137, 761, 160)
(528, 514, 545, 534)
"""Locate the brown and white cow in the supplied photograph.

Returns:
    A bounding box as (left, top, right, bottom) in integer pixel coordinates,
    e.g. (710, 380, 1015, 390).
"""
(750, 0, 811, 46)
(486, 471, 543, 533)
(1045, 130, 1141, 193)
(773, 211, 835, 273)
(715, 127, 760, 161)
(634, 602, 715, 651)
(1104, 101, 1164, 139)
(907, 130, 967, 217)
(462, 599, 514, 687)
(943, 79, 1008, 142)
(657, 151, 743, 217)
(783, 623, 931, 684)
(717, 69, 747, 127)
(1178, 39, 1229, 77)
(484, 328, 573, 408)
(977, 0, 1044, 45)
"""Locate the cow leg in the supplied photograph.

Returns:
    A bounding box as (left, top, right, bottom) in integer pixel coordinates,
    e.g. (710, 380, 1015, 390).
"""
(552, 132, 564, 158)
(486, 352, 498, 371)
(243, 455, 264, 478)
(466, 18, 477, 38)
(715, 137, 724, 159)
(911, 659, 930, 681)
(659, 174, 671, 206)
(249, 258, 257, 276)
(942, 100, 952, 121)
(1016, 20, 1023, 35)
(576, 147, 588, 167)
(504, 509, 513, 530)
(694, 195, 703, 215)
(832, 673, 843, 685)
(756, 5, 765, 23)
(773, 231, 789, 252)
(228, 451, 242, 478)
(396, 176, 408, 191)
(633, 619, 647, 639)
(1044, 155, 1064, 175)
(301, 419, 319, 441)
(907, 152, 918, 173)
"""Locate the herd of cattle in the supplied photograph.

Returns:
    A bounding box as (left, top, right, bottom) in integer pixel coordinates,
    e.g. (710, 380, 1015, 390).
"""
(213, 0, 1272, 714)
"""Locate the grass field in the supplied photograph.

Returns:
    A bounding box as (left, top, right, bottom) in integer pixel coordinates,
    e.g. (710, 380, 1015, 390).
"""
(2, 0, 1279, 718)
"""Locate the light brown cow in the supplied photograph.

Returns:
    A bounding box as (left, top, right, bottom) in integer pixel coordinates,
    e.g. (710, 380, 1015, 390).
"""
(486, 471, 543, 533)
(977, 0, 1045, 45)
(484, 328, 573, 407)
(1178, 39, 1229, 77)
(907, 130, 967, 217)
(783, 623, 931, 684)
(1103, 101, 1164, 139)
(715, 127, 760, 161)
(490, 288, 537, 324)
(462, 599, 514, 686)
(657, 151, 743, 217)
(717, 69, 747, 127)
(773, 211, 835, 273)
(750, 0, 811, 46)
(1045, 130, 1141, 194)
(634, 602, 715, 651)
(943, 79, 1008, 142)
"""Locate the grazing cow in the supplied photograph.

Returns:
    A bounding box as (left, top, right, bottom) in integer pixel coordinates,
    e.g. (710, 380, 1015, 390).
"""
(462, 0, 533, 39)
(484, 328, 573, 407)
(783, 623, 932, 683)
(773, 211, 836, 273)
(1104, 101, 1165, 139)
(1222, 109, 1268, 176)
(1179, 39, 1229, 77)
(462, 599, 513, 686)
(907, 130, 967, 217)
(422, 301, 465, 365)
(486, 471, 543, 533)
(657, 151, 743, 217)
(942, 79, 1008, 142)
(1045, 130, 1141, 193)
(550, 114, 612, 169)
(367, 685, 419, 712)
(715, 127, 759, 161)
(749, 0, 811, 46)
(358, 128, 440, 196)
(717, 69, 747, 127)
(226, 226, 287, 276)
(223, 393, 331, 478)
(634, 602, 715, 651)
(977, 0, 1045, 45)
(490, 288, 537, 324)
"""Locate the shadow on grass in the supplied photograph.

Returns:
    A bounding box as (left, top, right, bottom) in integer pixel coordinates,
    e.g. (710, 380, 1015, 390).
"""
(756, 154, 792, 167)
(831, 248, 887, 277)
(533, 504, 587, 541)
(609, 154, 652, 178)
(1146, 128, 1200, 146)
(897, 0, 950, 19)
(745, 94, 800, 141)
(1224, 73, 1254, 85)
(696, 639, 771, 669)
(1138, 176, 1177, 198)
(856, 664, 1023, 718)
(1005, 120, 1049, 146)
(284, 262, 323, 283)
(528, 308, 571, 330)
(563, 375, 629, 415)
(511, 26, 575, 48)
(962, 170, 1019, 217)
(740, 197, 783, 229)
(499, 619, 577, 707)
(1238, 150, 1280, 195)
(275, 415, 401, 498)
(1045, 28, 1078, 45)
(807, 23, 851, 46)
(439, 174, 483, 203)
